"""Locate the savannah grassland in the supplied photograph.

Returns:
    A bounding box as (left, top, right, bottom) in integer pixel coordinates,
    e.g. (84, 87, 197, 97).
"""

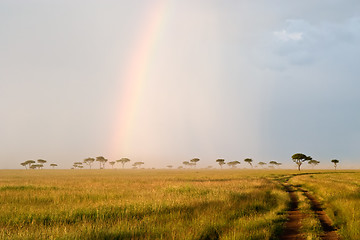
(0, 169, 359, 240)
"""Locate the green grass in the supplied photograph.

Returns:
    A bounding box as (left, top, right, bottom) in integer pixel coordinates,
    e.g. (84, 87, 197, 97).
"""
(0, 169, 288, 240)
(289, 171, 360, 239)
(1, 169, 360, 239)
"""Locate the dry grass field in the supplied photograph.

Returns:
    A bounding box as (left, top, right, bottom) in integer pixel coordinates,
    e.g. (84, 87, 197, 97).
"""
(0, 169, 359, 239)
(289, 171, 360, 239)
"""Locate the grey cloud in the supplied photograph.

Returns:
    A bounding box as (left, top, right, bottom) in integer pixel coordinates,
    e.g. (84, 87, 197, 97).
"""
(270, 17, 360, 67)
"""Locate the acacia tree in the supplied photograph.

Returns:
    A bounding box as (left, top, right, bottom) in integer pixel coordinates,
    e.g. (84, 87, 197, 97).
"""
(30, 165, 38, 169)
(116, 158, 130, 168)
(331, 159, 339, 170)
(25, 160, 36, 169)
(166, 165, 173, 169)
(133, 162, 144, 169)
(96, 156, 108, 169)
(30, 164, 44, 169)
(20, 162, 28, 169)
(73, 162, 83, 169)
(269, 161, 282, 168)
(308, 160, 320, 169)
(292, 153, 312, 171)
(182, 161, 190, 168)
(190, 158, 200, 167)
(83, 157, 95, 169)
(31, 164, 43, 169)
(216, 159, 226, 169)
(227, 161, 240, 168)
(258, 162, 267, 168)
(37, 159, 47, 168)
(244, 158, 253, 168)
(109, 161, 116, 169)
(50, 163, 58, 169)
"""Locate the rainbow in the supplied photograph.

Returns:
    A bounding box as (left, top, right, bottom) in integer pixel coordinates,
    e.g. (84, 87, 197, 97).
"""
(110, 1, 169, 158)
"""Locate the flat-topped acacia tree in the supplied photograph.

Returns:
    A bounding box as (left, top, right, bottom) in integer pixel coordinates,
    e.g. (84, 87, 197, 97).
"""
(308, 159, 320, 169)
(182, 161, 190, 168)
(96, 156, 107, 169)
(25, 160, 35, 169)
(216, 159, 226, 169)
(31, 164, 43, 169)
(244, 158, 253, 168)
(109, 161, 116, 168)
(331, 159, 339, 170)
(269, 161, 282, 168)
(116, 158, 130, 168)
(133, 162, 144, 169)
(20, 162, 27, 169)
(190, 158, 200, 167)
(73, 162, 83, 169)
(37, 159, 47, 168)
(50, 163, 58, 169)
(258, 162, 267, 168)
(292, 153, 312, 171)
(83, 158, 95, 169)
(227, 161, 240, 168)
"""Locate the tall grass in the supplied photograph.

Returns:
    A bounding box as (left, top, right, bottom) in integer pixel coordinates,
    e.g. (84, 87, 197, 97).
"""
(0, 169, 288, 239)
(289, 171, 360, 239)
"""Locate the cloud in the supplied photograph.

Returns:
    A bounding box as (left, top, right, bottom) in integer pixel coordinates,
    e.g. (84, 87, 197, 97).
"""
(273, 29, 303, 41)
(266, 17, 360, 68)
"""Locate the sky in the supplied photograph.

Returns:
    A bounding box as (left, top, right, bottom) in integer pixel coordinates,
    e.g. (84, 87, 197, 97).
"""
(1, 0, 360, 169)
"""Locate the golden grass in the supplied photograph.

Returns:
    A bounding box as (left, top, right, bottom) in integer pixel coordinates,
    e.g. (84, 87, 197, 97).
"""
(0, 169, 288, 240)
(289, 170, 360, 239)
(3, 169, 359, 239)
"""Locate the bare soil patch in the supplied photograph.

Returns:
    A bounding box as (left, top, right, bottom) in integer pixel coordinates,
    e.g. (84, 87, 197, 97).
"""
(279, 184, 305, 240)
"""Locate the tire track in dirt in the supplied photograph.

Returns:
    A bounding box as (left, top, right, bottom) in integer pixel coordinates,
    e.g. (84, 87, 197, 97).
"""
(298, 188, 340, 240)
(278, 184, 305, 240)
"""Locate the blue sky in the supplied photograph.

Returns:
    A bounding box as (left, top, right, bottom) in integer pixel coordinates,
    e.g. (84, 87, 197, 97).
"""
(1, 0, 360, 169)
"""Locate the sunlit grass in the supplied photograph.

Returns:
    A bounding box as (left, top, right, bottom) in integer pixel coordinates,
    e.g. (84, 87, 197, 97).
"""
(3, 169, 359, 239)
(289, 171, 360, 239)
(0, 169, 288, 239)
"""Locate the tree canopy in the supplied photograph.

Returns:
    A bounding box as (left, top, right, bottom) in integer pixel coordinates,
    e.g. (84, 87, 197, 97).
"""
(84, 158, 95, 169)
(331, 159, 339, 170)
(292, 153, 312, 171)
(116, 158, 131, 168)
(227, 161, 240, 168)
(133, 162, 144, 169)
(258, 162, 267, 166)
(216, 159, 226, 169)
(190, 158, 200, 167)
(50, 163, 58, 169)
(96, 156, 108, 169)
(109, 161, 116, 168)
(308, 159, 320, 168)
(244, 158, 253, 168)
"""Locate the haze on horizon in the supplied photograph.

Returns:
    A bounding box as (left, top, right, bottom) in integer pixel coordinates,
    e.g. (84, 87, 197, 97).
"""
(1, 0, 360, 169)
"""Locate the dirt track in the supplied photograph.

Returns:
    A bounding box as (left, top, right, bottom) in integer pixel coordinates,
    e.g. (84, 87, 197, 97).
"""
(278, 178, 340, 240)
(278, 184, 305, 240)
(299, 188, 340, 240)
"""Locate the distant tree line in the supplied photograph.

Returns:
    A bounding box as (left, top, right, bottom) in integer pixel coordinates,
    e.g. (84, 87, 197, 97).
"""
(20, 153, 340, 170)
(20, 159, 57, 169)
(291, 153, 340, 171)
(71, 157, 137, 170)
